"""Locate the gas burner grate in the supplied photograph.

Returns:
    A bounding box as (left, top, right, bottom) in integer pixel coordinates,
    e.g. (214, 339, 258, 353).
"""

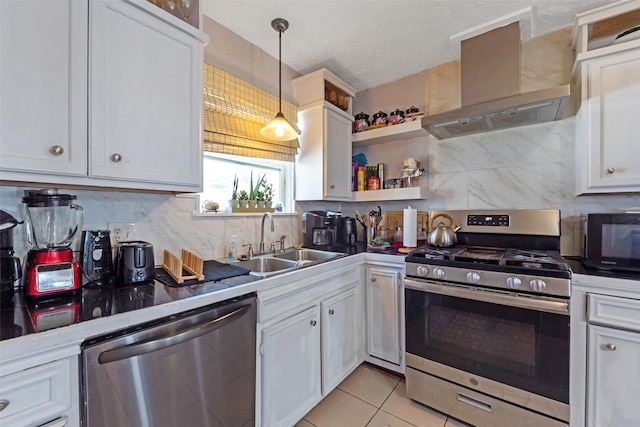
(452, 247, 505, 264)
(502, 248, 569, 270)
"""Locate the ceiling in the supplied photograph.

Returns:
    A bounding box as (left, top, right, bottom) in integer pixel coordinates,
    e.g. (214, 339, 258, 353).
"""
(202, 0, 614, 92)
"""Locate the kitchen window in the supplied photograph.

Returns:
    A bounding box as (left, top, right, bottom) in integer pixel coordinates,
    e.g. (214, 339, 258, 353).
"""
(200, 64, 298, 214)
(201, 152, 294, 213)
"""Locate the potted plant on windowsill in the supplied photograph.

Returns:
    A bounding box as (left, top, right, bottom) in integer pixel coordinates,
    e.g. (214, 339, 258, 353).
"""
(229, 175, 240, 209)
(263, 182, 274, 209)
(248, 172, 265, 209)
(237, 190, 249, 208)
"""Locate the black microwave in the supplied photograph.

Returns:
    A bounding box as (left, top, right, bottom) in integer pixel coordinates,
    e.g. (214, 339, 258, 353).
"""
(585, 213, 640, 272)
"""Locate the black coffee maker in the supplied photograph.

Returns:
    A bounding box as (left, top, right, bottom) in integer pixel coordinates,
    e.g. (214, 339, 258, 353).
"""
(302, 211, 342, 250)
(0, 210, 22, 302)
(341, 217, 358, 246)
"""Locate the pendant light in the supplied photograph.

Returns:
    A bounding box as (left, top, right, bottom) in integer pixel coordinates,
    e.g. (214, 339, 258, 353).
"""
(260, 18, 300, 141)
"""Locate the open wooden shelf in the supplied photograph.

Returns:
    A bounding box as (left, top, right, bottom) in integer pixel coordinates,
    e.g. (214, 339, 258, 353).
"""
(352, 119, 427, 147)
(351, 186, 427, 202)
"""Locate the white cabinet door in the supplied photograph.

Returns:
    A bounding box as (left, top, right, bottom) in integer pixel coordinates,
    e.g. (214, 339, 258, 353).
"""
(366, 267, 402, 366)
(0, 0, 87, 177)
(89, 0, 203, 189)
(324, 106, 352, 200)
(0, 358, 73, 427)
(577, 49, 640, 194)
(321, 287, 359, 395)
(261, 306, 321, 427)
(587, 324, 640, 427)
(295, 102, 352, 201)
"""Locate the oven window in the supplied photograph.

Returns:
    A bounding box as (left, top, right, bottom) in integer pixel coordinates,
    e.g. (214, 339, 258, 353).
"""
(405, 288, 569, 404)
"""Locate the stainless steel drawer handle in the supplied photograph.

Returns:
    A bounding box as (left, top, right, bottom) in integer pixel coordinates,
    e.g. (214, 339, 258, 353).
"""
(606, 343, 617, 351)
(606, 167, 616, 174)
(457, 392, 493, 413)
(50, 145, 64, 155)
(0, 399, 9, 411)
(310, 320, 317, 326)
(111, 153, 122, 162)
(98, 303, 251, 364)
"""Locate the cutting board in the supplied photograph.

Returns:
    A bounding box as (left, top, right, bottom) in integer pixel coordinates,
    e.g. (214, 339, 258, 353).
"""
(379, 211, 429, 231)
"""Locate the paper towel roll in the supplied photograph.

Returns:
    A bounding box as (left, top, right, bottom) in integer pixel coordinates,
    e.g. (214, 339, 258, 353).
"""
(403, 206, 417, 248)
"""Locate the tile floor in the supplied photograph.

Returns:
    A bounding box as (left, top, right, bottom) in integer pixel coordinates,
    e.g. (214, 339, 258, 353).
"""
(294, 363, 473, 427)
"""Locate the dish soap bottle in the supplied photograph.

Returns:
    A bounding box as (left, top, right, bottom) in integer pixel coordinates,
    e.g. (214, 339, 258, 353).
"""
(228, 234, 238, 261)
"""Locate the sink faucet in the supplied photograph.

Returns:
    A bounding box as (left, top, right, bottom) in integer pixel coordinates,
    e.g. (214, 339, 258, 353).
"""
(259, 212, 274, 253)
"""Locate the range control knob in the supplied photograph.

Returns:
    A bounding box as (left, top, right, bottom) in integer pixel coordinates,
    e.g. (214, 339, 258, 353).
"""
(466, 272, 481, 284)
(506, 277, 522, 289)
(529, 279, 547, 293)
(416, 266, 429, 277)
(432, 268, 446, 279)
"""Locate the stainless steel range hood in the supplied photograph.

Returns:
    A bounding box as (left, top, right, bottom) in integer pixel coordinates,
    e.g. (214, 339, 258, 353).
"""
(422, 22, 570, 140)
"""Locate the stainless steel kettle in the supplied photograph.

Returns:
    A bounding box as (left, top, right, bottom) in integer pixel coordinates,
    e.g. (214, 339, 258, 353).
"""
(427, 213, 460, 247)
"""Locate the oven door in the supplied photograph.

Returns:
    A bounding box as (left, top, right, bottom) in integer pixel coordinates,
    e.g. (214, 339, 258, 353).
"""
(405, 278, 570, 422)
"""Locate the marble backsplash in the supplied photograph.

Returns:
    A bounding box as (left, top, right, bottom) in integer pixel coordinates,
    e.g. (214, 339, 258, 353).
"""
(0, 185, 301, 263)
(2, 118, 640, 261)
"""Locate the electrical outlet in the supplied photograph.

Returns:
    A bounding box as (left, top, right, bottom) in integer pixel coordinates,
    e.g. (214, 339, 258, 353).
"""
(108, 222, 138, 243)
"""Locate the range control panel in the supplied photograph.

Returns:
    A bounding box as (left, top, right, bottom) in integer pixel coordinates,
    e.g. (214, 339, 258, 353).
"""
(467, 214, 510, 227)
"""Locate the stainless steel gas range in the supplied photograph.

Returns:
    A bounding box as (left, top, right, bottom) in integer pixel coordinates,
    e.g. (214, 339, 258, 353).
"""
(404, 209, 570, 427)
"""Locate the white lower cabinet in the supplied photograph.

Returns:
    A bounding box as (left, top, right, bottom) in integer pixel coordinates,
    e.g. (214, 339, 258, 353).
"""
(261, 306, 321, 427)
(258, 264, 363, 427)
(587, 324, 640, 426)
(0, 357, 78, 427)
(365, 263, 404, 373)
(571, 276, 640, 427)
(321, 287, 359, 395)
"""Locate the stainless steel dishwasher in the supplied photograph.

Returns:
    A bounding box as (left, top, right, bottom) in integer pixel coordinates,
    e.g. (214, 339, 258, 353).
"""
(81, 293, 256, 427)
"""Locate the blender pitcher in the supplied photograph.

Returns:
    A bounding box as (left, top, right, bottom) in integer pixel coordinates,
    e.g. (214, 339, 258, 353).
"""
(22, 189, 84, 249)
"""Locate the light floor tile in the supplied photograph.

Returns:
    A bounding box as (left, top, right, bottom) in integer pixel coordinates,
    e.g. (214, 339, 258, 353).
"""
(444, 417, 474, 427)
(304, 388, 377, 427)
(380, 381, 448, 427)
(338, 364, 401, 407)
(294, 419, 316, 427)
(367, 410, 418, 427)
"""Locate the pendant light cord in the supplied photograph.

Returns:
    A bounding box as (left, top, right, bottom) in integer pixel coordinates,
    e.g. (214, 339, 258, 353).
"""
(278, 27, 282, 113)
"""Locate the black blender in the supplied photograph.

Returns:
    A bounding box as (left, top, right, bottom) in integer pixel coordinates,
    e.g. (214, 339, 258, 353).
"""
(0, 210, 22, 302)
(22, 189, 84, 299)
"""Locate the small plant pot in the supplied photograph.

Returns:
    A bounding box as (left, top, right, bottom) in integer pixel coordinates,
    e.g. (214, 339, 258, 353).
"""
(229, 199, 239, 209)
(248, 200, 258, 209)
(257, 201, 266, 209)
(265, 201, 272, 209)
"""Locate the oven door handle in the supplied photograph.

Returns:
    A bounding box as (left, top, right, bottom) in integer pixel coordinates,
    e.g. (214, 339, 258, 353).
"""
(97, 303, 251, 364)
(405, 278, 569, 315)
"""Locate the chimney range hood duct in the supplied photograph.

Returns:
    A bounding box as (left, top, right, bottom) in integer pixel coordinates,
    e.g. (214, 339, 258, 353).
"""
(422, 22, 570, 140)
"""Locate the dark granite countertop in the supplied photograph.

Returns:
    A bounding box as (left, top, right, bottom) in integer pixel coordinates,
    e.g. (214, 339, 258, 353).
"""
(0, 245, 402, 343)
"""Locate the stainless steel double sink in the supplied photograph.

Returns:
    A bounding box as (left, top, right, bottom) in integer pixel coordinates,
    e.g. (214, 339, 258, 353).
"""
(234, 248, 344, 278)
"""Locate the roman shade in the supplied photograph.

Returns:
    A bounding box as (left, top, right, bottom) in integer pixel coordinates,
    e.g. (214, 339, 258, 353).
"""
(203, 64, 299, 162)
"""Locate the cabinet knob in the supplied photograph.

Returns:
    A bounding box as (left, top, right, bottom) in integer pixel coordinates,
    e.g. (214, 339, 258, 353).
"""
(0, 399, 9, 411)
(310, 319, 317, 326)
(329, 309, 335, 315)
(50, 145, 64, 156)
(371, 277, 377, 282)
(606, 343, 616, 351)
(330, 184, 335, 189)
(111, 153, 123, 163)
(606, 167, 616, 174)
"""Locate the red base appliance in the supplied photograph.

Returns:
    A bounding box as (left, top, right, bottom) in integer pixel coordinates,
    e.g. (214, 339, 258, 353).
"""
(23, 248, 81, 298)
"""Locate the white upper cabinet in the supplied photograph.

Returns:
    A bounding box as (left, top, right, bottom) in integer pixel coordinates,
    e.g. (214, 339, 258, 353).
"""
(573, 2, 640, 195)
(0, 0, 205, 192)
(89, 0, 203, 188)
(575, 49, 640, 194)
(0, 0, 88, 177)
(293, 69, 355, 201)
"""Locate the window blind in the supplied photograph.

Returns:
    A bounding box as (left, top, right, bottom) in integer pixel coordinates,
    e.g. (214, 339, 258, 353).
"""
(203, 63, 299, 162)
